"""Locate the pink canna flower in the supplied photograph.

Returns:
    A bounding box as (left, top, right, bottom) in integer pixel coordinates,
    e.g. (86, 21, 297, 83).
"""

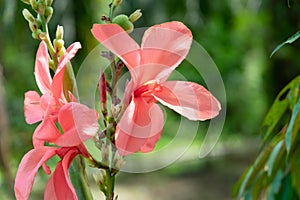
(15, 102, 99, 200)
(24, 41, 81, 147)
(25, 41, 81, 123)
(91, 21, 221, 155)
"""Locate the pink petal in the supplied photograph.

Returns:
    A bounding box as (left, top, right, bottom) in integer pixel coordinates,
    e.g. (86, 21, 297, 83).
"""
(24, 91, 44, 124)
(14, 147, 58, 200)
(44, 149, 79, 200)
(91, 24, 140, 69)
(116, 97, 164, 155)
(32, 118, 62, 148)
(51, 42, 81, 99)
(140, 22, 192, 81)
(152, 81, 221, 121)
(34, 41, 52, 94)
(55, 103, 99, 147)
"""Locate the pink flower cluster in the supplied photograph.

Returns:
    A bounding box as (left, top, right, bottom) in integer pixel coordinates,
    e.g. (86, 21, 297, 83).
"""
(15, 21, 221, 200)
(14, 42, 99, 200)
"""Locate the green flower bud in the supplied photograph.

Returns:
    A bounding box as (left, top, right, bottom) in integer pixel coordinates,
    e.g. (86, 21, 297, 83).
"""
(46, 0, 53, 6)
(29, 20, 38, 32)
(31, 29, 42, 39)
(129, 9, 142, 23)
(37, 2, 46, 15)
(54, 39, 64, 51)
(113, 0, 122, 7)
(112, 14, 134, 33)
(45, 6, 53, 23)
(30, 0, 38, 10)
(56, 25, 64, 39)
(22, 9, 35, 23)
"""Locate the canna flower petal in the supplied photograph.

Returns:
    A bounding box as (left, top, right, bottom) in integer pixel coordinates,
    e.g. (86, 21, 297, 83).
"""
(91, 24, 140, 69)
(116, 97, 164, 155)
(32, 118, 62, 148)
(34, 41, 52, 94)
(54, 102, 99, 147)
(44, 149, 79, 200)
(14, 147, 58, 200)
(51, 42, 81, 99)
(139, 21, 193, 82)
(24, 91, 44, 124)
(152, 81, 221, 121)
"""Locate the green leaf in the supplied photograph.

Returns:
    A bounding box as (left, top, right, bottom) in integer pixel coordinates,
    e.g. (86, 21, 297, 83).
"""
(262, 75, 300, 142)
(267, 170, 284, 200)
(270, 31, 300, 57)
(285, 96, 300, 152)
(266, 141, 284, 176)
(69, 156, 93, 200)
(291, 150, 300, 197)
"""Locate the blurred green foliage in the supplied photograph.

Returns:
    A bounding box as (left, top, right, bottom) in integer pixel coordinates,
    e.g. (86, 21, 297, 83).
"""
(1, 0, 300, 199)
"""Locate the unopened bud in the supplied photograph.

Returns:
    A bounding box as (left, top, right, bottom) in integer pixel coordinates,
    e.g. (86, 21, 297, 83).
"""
(129, 9, 142, 23)
(54, 38, 65, 54)
(45, 6, 53, 23)
(31, 29, 42, 39)
(29, 21, 38, 32)
(30, 0, 38, 10)
(56, 25, 64, 39)
(38, 32, 47, 40)
(101, 142, 110, 164)
(46, 0, 53, 6)
(112, 14, 134, 33)
(22, 9, 35, 23)
(113, 0, 122, 7)
(37, 2, 46, 15)
(113, 151, 125, 170)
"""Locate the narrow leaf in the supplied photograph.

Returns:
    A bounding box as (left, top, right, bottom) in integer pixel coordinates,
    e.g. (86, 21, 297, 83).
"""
(285, 96, 300, 152)
(266, 141, 284, 176)
(271, 31, 300, 57)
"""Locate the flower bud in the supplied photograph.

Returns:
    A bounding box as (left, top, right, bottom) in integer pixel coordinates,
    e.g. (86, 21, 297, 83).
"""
(30, 0, 38, 10)
(22, 9, 35, 23)
(45, 6, 53, 23)
(46, 0, 53, 6)
(31, 29, 42, 39)
(129, 9, 142, 23)
(113, 151, 125, 170)
(37, 2, 46, 15)
(113, 0, 122, 7)
(56, 25, 64, 39)
(112, 14, 134, 33)
(54, 38, 65, 53)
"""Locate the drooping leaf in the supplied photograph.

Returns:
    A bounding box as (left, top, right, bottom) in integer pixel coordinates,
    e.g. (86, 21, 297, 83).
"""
(270, 31, 300, 57)
(266, 141, 284, 176)
(267, 170, 284, 200)
(262, 75, 300, 142)
(285, 96, 300, 152)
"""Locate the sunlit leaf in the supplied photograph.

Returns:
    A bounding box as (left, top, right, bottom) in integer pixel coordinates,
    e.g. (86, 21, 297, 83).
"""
(270, 31, 300, 57)
(285, 96, 300, 152)
(262, 75, 300, 142)
(266, 141, 284, 176)
(267, 170, 283, 200)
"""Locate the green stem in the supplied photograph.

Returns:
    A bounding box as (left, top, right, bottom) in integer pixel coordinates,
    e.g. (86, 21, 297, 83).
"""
(38, 14, 58, 67)
(105, 169, 115, 200)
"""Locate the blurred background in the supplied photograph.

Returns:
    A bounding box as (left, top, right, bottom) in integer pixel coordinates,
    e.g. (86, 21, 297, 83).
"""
(1, 0, 300, 199)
